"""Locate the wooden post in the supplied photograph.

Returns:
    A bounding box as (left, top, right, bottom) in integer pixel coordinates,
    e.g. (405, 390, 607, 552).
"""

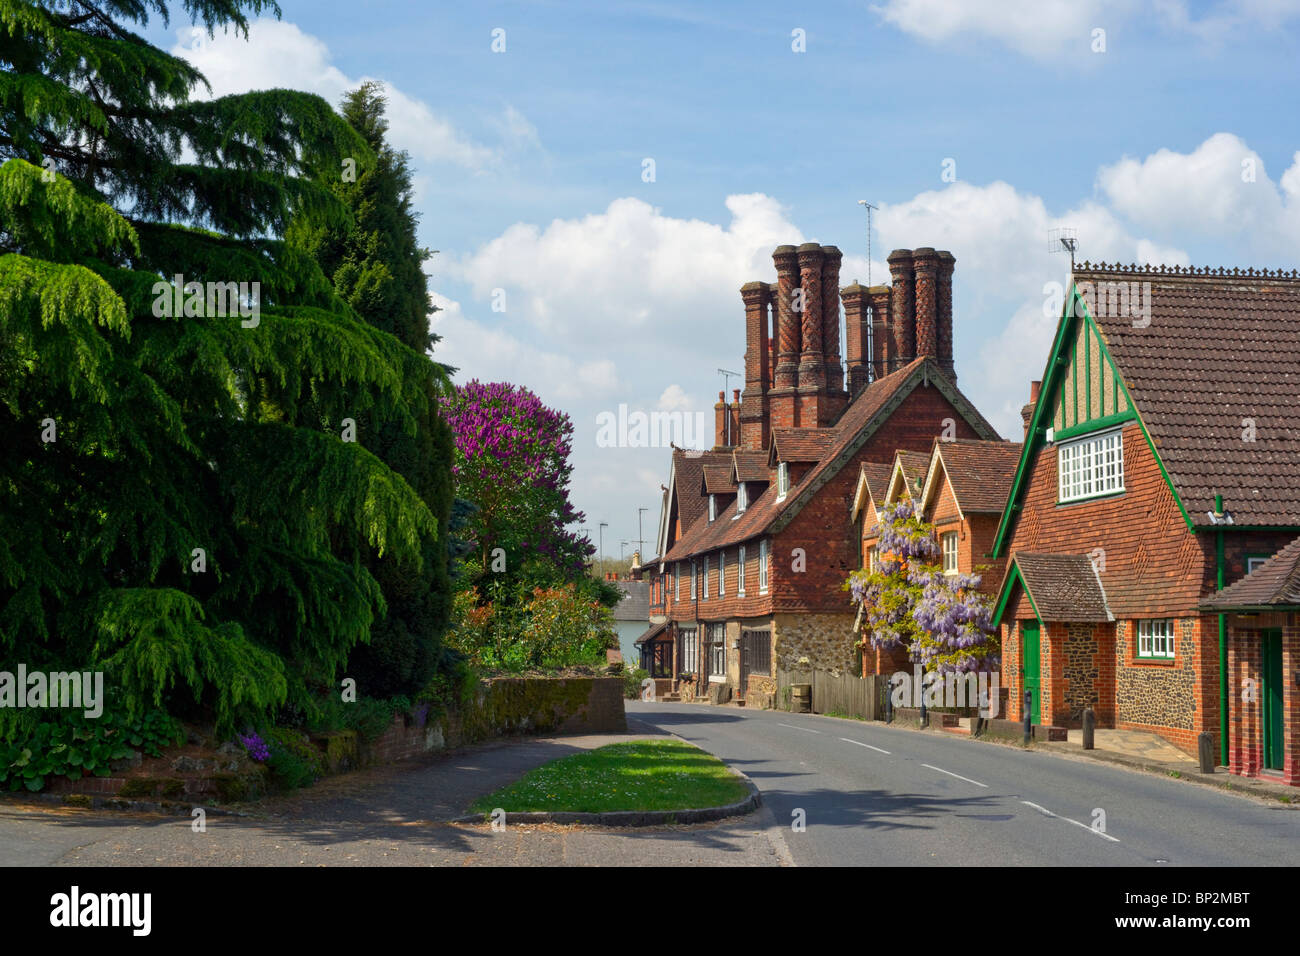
(1082, 707, 1095, 750)
(1198, 732, 1215, 774)
(1023, 691, 1032, 745)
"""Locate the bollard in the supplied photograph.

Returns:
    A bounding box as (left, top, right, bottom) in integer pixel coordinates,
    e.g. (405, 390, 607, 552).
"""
(1082, 707, 1095, 750)
(1023, 691, 1032, 746)
(1197, 731, 1215, 774)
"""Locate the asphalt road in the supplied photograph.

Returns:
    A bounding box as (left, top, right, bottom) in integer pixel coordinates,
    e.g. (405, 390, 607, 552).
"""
(628, 701, 1300, 866)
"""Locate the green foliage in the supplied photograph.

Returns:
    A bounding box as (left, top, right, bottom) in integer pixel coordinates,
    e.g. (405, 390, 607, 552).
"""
(0, 4, 453, 733)
(0, 705, 183, 792)
(447, 583, 615, 672)
(262, 727, 324, 791)
(623, 667, 649, 700)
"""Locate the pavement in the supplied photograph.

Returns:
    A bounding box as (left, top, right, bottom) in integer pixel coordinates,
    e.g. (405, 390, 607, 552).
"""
(0, 722, 788, 867)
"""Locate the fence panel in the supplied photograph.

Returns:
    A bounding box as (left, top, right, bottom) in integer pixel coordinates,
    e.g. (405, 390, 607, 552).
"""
(775, 667, 880, 720)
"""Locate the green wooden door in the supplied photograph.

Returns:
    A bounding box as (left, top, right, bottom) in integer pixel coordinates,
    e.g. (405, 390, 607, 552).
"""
(1263, 630, 1284, 771)
(1022, 621, 1041, 725)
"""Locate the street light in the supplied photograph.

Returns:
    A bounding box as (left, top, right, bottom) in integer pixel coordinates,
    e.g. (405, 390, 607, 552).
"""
(599, 522, 608, 569)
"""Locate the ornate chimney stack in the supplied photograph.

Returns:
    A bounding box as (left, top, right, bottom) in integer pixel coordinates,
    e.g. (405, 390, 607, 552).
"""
(841, 282, 871, 396)
(770, 246, 801, 430)
(868, 285, 892, 382)
(820, 246, 846, 416)
(887, 249, 915, 374)
(936, 250, 956, 381)
(912, 247, 940, 364)
(740, 281, 771, 450)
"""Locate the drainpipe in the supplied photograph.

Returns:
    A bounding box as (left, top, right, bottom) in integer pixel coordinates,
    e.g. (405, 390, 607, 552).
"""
(1216, 493, 1228, 767)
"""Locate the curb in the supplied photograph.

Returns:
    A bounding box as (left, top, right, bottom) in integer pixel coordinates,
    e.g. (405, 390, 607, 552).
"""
(2, 791, 248, 817)
(450, 765, 762, 828)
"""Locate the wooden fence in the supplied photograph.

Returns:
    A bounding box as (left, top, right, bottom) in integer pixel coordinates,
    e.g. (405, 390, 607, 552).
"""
(775, 667, 884, 721)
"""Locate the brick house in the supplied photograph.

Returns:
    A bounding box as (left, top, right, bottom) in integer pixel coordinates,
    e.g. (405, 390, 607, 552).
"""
(852, 439, 1021, 676)
(990, 261, 1300, 779)
(1202, 537, 1300, 785)
(651, 242, 1001, 704)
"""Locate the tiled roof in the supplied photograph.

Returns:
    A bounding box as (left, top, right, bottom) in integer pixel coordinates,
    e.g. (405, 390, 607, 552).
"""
(702, 465, 738, 494)
(888, 449, 932, 501)
(633, 620, 669, 645)
(733, 450, 771, 483)
(851, 460, 895, 523)
(1079, 265, 1300, 527)
(1201, 534, 1300, 609)
(612, 580, 650, 621)
(1009, 552, 1113, 622)
(933, 439, 1023, 514)
(662, 357, 1000, 563)
(671, 448, 732, 532)
(771, 428, 837, 462)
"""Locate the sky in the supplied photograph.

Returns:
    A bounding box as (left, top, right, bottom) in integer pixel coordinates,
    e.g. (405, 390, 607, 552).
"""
(147, 0, 1300, 564)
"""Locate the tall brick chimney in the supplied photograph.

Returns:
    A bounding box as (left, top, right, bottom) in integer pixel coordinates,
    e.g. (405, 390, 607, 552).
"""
(729, 388, 740, 444)
(841, 282, 871, 396)
(714, 390, 729, 448)
(887, 249, 915, 374)
(869, 285, 892, 382)
(1022, 380, 1041, 440)
(796, 243, 825, 391)
(937, 250, 956, 381)
(912, 247, 939, 363)
(739, 281, 770, 451)
(770, 245, 800, 431)
(820, 245, 846, 417)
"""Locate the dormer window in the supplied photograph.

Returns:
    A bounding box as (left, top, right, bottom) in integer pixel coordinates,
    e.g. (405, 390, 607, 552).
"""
(708, 494, 717, 522)
(777, 462, 790, 500)
(736, 482, 748, 515)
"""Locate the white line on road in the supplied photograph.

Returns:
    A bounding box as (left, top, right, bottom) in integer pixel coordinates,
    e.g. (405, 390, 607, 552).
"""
(777, 723, 821, 734)
(1020, 800, 1120, 843)
(839, 737, 890, 754)
(921, 763, 988, 788)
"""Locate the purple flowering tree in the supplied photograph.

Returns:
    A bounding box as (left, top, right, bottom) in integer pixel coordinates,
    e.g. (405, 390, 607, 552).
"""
(440, 381, 594, 593)
(844, 499, 998, 676)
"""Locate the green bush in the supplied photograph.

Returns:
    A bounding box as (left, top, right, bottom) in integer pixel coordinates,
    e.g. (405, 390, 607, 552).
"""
(623, 668, 650, 700)
(0, 705, 183, 792)
(263, 728, 325, 791)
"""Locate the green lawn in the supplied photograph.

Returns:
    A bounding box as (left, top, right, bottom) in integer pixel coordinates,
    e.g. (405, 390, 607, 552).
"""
(468, 739, 749, 814)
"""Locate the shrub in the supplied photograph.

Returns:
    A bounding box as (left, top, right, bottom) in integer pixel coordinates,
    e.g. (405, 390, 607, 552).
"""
(623, 667, 650, 700)
(262, 728, 325, 791)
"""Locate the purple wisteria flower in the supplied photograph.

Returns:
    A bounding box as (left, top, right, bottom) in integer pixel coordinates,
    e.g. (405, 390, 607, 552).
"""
(238, 732, 270, 762)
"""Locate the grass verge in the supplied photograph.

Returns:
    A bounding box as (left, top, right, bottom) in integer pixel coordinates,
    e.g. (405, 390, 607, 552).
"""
(468, 739, 748, 814)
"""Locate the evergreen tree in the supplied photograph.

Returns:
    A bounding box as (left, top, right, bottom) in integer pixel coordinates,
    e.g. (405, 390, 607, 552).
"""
(289, 82, 455, 697)
(0, 1, 444, 733)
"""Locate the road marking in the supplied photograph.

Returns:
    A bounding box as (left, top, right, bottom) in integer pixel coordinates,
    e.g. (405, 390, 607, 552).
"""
(921, 764, 988, 788)
(1020, 800, 1120, 843)
(777, 723, 821, 734)
(839, 737, 890, 754)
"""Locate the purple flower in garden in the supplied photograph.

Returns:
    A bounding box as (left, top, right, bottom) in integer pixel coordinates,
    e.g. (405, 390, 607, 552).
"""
(238, 732, 270, 762)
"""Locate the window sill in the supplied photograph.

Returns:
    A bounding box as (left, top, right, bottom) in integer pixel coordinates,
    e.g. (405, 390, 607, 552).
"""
(1131, 657, 1176, 666)
(1056, 488, 1126, 506)
(708, 675, 727, 683)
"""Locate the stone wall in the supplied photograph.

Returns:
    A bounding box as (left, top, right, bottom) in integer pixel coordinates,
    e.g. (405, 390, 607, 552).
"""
(773, 612, 857, 674)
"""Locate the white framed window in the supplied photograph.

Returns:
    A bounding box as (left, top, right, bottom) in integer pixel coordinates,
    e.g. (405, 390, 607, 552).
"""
(1137, 619, 1175, 660)
(707, 622, 726, 680)
(738, 545, 747, 595)
(708, 494, 717, 522)
(868, 545, 879, 574)
(718, 550, 726, 596)
(777, 462, 790, 500)
(736, 482, 748, 515)
(703, 555, 710, 600)
(1247, 556, 1269, 574)
(759, 539, 769, 593)
(690, 561, 696, 600)
(679, 628, 698, 674)
(675, 562, 680, 601)
(1058, 427, 1124, 502)
(941, 532, 959, 574)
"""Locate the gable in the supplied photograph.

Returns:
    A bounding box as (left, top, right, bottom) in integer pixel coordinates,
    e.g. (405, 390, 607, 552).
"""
(1049, 309, 1133, 440)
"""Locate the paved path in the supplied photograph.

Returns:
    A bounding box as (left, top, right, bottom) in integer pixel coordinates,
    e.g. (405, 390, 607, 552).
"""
(0, 723, 786, 867)
(629, 702, 1300, 867)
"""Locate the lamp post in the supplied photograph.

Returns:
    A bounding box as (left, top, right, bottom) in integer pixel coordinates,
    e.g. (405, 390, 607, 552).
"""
(599, 522, 608, 570)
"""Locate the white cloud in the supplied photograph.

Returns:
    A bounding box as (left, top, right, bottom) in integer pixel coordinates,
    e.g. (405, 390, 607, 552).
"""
(174, 19, 519, 171)
(1096, 133, 1300, 250)
(657, 384, 694, 412)
(871, 0, 1131, 58)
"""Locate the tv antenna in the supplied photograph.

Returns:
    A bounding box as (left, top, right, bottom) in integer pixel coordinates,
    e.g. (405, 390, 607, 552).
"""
(858, 200, 877, 286)
(1048, 227, 1078, 271)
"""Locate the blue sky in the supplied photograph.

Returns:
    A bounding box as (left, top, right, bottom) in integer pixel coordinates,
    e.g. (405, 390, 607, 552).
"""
(150, 0, 1300, 562)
